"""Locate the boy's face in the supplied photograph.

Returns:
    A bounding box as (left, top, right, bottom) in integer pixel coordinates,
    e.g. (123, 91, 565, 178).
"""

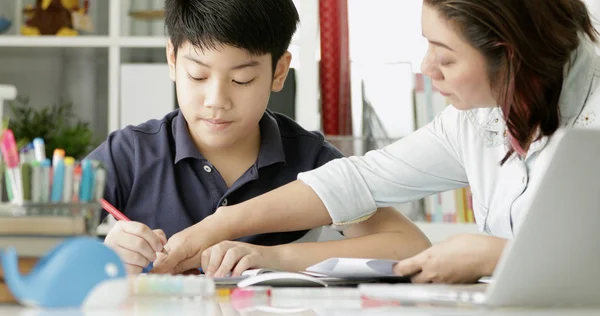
(167, 41, 291, 150)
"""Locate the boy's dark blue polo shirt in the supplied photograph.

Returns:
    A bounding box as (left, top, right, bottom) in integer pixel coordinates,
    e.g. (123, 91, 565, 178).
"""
(88, 109, 343, 245)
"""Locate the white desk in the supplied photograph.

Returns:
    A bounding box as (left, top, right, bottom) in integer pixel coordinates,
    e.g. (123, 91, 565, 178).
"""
(1, 290, 599, 316)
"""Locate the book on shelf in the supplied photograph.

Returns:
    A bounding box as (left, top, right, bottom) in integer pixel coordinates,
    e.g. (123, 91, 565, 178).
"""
(414, 74, 476, 224)
(423, 187, 475, 223)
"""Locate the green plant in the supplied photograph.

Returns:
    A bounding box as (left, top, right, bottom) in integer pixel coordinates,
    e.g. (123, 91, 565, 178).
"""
(6, 96, 97, 160)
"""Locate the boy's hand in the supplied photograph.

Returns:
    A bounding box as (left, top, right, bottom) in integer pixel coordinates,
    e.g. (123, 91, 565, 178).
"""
(202, 241, 279, 277)
(151, 214, 230, 274)
(104, 221, 167, 275)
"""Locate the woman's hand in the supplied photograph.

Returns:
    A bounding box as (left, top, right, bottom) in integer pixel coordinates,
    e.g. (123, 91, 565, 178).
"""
(394, 234, 508, 283)
(202, 241, 281, 277)
(152, 213, 230, 274)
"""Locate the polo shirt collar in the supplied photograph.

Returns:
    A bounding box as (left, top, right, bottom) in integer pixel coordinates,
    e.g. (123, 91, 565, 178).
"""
(173, 110, 286, 168)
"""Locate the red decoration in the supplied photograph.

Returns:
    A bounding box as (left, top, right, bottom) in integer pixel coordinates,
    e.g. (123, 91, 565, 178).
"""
(319, 0, 352, 136)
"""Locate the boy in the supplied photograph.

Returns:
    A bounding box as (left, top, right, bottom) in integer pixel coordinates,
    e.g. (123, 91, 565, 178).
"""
(91, 0, 430, 275)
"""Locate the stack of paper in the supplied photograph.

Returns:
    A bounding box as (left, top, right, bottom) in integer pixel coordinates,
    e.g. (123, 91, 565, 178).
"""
(216, 258, 410, 288)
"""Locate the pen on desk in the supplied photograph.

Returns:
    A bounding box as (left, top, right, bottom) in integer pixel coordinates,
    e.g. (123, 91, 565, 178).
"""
(62, 157, 75, 203)
(79, 159, 94, 202)
(72, 164, 82, 203)
(52, 148, 65, 168)
(31, 161, 41, 202)
(40, 159, 51, 203)
(50, 157, 65, 202)
(21, 162, 32, 202)
(26, 143, 35, 163)
(2, 130, 21, 203)
(33, 138, 46, 162)
(5, 169, 13, 202)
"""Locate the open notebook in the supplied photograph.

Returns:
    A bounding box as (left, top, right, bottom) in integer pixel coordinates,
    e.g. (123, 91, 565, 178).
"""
(214, 258, 410, 287)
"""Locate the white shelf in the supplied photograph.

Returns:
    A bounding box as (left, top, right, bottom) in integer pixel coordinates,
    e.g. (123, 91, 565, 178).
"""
(118, 36, 168, 48)
(0, 84, 17, 100)
(0, 36, 169, 48)
(415, 222, 480, 244)
(0, 36, 112, 47)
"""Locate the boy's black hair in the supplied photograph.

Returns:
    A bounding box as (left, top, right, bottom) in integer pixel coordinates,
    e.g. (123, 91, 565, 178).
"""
(165, 0, 300, 72)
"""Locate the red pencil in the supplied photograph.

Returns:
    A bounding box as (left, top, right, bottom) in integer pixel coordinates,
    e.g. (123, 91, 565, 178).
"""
(101, 198, 168, 255)
(100, 198, 130, 221)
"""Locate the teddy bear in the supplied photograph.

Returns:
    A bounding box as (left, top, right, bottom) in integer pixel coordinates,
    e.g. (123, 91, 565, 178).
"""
(21, 0, 82, 36)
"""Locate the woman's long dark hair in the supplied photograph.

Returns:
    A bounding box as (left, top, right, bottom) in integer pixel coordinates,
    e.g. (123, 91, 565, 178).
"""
(424, 0, 598, 164)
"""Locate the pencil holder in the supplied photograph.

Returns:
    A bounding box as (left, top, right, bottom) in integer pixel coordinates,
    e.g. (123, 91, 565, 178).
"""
(0, 202, 102, 237)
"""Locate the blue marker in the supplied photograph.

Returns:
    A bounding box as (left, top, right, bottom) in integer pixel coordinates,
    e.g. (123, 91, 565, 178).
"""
(50, 158, 65, 202)
(142, 262, 154, 273)
(79, 160, 95, 203)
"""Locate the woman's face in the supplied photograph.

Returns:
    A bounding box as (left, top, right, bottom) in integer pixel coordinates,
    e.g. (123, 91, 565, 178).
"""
(421, 4, 497, 110)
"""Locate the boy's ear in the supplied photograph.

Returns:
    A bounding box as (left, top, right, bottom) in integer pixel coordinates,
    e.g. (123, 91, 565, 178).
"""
(166, 40, 177, 81)
(271, 51, 292, 92)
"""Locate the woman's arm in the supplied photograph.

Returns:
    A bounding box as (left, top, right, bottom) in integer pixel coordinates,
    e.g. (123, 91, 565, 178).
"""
(152, 176, 335, 273)
(200, 207, 432, 276)
(213, 180, 331, 239)
(214, 107, 469, 240)
(154, 107, 468, 273)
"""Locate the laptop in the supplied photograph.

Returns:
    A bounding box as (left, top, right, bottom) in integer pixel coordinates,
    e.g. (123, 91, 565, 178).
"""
(359, 128, 600, 308)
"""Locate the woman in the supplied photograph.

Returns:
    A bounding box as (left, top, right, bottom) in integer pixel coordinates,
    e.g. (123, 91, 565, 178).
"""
(154, 0, 600, 283)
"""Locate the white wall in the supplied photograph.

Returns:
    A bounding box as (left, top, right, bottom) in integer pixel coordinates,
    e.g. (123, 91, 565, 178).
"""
(585, 0, 600, 29)
(291, 0, 321, 131)
(0, 49, 64, 105)
(0, 47, 108, 140)
(348, 1, 426, 141)
(348, 0, 426, 70)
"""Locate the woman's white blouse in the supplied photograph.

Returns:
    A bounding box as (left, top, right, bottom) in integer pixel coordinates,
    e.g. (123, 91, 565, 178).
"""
(298, 36, 600, 239)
